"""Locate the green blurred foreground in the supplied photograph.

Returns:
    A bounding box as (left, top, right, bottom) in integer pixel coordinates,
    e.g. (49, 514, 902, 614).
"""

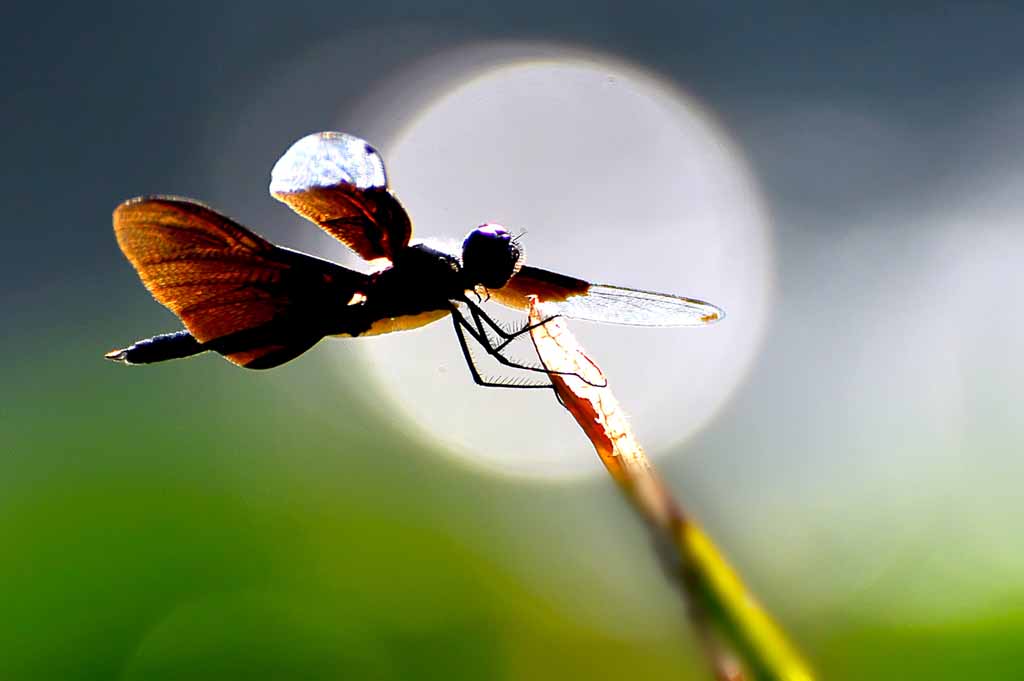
(3, 326, 1023, 680)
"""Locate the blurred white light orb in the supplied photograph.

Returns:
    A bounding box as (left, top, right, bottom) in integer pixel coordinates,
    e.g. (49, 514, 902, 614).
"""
(346, 46, 774, 480)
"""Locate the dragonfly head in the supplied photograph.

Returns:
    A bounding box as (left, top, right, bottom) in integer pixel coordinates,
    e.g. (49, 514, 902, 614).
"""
(461, 223, 523, 289)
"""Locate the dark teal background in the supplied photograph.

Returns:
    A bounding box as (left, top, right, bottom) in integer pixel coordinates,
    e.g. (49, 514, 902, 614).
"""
(4, 3, 1024, 679)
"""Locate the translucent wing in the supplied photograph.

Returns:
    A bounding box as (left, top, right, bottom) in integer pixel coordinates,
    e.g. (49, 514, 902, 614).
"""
(488, 265, 724, 326)
(551, 284, 724, 326)
(270, 131, 412, 262)
(485, 265, 590, 308)
(113, 196, 370, 368)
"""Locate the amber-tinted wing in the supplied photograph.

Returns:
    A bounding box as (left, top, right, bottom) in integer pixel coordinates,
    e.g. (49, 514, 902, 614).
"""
(113, 196, 370, 368)
(488, 265, 725, 326)
(269, 131, 411, 263)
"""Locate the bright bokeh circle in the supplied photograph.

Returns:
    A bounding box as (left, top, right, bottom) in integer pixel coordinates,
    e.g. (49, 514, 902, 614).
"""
(345, 47, 774, 480)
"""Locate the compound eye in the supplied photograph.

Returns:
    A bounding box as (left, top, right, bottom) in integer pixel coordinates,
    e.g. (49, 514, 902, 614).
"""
(461, 223, 522, 289)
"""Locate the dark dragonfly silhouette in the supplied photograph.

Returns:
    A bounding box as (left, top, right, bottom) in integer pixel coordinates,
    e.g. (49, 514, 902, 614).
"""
(107, 132, 724, 387)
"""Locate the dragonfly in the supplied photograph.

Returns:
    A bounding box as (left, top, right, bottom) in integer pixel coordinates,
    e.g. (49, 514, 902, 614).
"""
(106, 131, 724, 388)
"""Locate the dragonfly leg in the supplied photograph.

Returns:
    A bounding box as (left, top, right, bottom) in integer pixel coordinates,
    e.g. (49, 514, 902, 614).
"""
(461, 298, 560, 354)
(453, 302, 607, 389)
(450, 309, 553, 390)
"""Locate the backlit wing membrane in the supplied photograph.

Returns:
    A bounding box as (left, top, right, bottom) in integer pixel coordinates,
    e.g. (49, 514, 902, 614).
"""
(489, 265, 723, 326)
(551, 284, 724, 326)
(113, 196, 370, 368)
(485, 265, 591, 308)
(270, 132, 412, 262)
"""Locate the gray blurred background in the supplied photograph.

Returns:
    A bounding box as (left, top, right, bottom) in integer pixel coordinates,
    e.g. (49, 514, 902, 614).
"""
(3, 2, 1023, 679)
